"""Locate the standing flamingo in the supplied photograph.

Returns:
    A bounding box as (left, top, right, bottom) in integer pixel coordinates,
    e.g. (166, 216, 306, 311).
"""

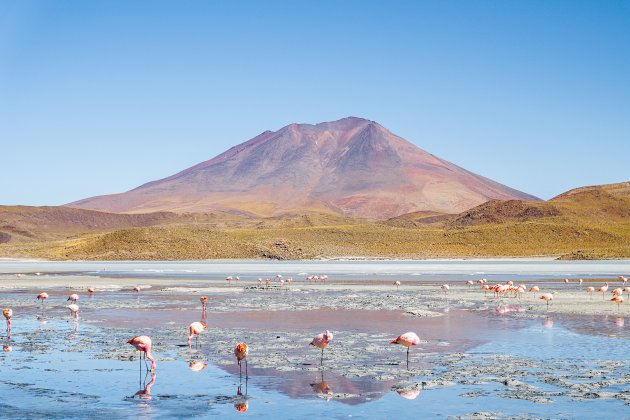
(611, 296, 624, 312)
(586, 286, 595, 299)
(67, 293, 79, 304)
(394, 281, 401, 289)
(310, 330, 333, 364)
(133, 286, 141, 293)
(564, 279, 570, 285)
(67, 304, 79, 319)
(127, 335, 156, 372)
(257, 278, 263, 287)
(539, 293, 554, 310)
(188, 321, 207, 347)
(529, 286, 540, 298)
(441, 284, 449, 296)
(391, 332, 420, 366)
(466, 280, 473, 288)
(200, 296, 208, 311)
(624, 287, 630, 299)
(234, 342, 249, 378)
(3, 308, 12, 336)
(598, 283, 609, 299)
(578, 279, 583, 288)
(37, 292, 49, 308)
(87, 287, 95, 294)
(612, 288, 623, 297)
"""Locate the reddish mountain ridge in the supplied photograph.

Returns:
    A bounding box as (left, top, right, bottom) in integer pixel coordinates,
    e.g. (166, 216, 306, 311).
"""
(68, 117, 538, 218)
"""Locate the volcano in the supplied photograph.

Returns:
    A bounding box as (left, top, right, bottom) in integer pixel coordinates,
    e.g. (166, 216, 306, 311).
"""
(68, 117, 538, 218)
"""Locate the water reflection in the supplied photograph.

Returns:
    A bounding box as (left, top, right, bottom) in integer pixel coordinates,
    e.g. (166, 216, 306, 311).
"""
(310, 370, 332, 400)
(543, 316, 554, 329)
(189, 360, 208, 372)
(234, 377, 249, 412)
(614, 317, 625, 328)
(132, 371, 157, 400)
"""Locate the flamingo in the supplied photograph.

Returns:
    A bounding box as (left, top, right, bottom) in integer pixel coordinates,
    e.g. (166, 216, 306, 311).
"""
(586, 286, 595, 299)
(516, 286, 525, 300)
(391, 332, 420, 366)
(3, 308, 12, 336)
(598, 283, 609, 299)
(257, 278, 263, 286)
(200, 296, 208, 311)
(624, 287, 630, 299)
(564, 279, 569, 285)
(133, 286, 141, 293)
(127, 335, 156, 372)
(265, 278, 271, 288)
(611, 296, 624, 312)
(482, 284, 491, 296)
(134, 372, 156, 400)
(67, 293, 79, 304)
(394, 281, 401, 289)
(578, 279, 583, 288)
(620, 276, 628, 285)
(612, 288, 623, 297)
(466, 280, 473, 288)
(539, 293, 554, 310)
(37, 292, 49, 308)
(188, 321, 207, 347)
(529, 286, 540, 298)
(310, 330, 333, 364)
(67, 304, 79, 319)
(234, 342, 249, 378)
(87, 287, 95, 294)
(441, 284, 449, 296)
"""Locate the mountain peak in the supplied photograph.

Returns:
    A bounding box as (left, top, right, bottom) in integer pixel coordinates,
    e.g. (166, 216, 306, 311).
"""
(67, 118, 538, 218)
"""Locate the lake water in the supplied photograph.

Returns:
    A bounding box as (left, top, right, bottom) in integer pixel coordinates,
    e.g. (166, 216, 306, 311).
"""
(0, 260, 629, 418)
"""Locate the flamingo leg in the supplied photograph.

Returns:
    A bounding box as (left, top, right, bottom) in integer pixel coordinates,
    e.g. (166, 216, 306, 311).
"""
(239, 360, 242, 379)
(245, 359, 248, 379)
(406, 347, 410, 370)
(320, 348, 324, 365)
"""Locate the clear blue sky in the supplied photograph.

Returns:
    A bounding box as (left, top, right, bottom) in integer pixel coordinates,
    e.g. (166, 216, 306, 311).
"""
(1, 0, 628, 205)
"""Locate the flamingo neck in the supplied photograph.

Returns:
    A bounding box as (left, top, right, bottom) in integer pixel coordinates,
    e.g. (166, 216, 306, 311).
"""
(146, 350, 156, 369)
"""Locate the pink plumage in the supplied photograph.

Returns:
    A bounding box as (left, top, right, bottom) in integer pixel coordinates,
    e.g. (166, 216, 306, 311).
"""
(127, 335, 156, 371)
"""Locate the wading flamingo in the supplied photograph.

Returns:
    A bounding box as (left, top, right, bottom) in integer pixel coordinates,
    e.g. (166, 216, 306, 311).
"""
(598, 283, 609, 299)
(128, 335, 156, 372)
(200, 296, 208, 311)
(3, 308, 12, 336)
(310, 330, 333, 364)
(394, 281, 401, 289)
(189, 361, 208, 372)
(87, 287, 95, 294)
(612, 288, 623, 297)
(67, 294, 79, 304)
(586, 286, 595, 299)
(624, 287, 630, 299)
(67, 304, 79, 319)
(529, 286, 540, 298)
(466, 280, 474, 288)
(391, 332, 420, 366)
(611, 295, 624, 312)
(441, 284, 450, 296)
(234, 342, 249, 378)
(133, 286, 141, 293)
(37, 292, 49, 308)
(188, 321, 207, 347)
(564, 279, 569, 285)
(257, 278, 262, 286)
(579, 279, 583, 288)
(539, 293, 554, 310)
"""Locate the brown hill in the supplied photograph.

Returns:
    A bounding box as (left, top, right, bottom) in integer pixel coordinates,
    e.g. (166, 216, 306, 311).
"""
(67, 117, 538, 219)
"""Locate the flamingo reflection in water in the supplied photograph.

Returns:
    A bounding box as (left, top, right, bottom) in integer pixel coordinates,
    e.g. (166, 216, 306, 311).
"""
(131, 371, 157, 400)
(310, 369, 333, 400)
(234, 377, 249, 413)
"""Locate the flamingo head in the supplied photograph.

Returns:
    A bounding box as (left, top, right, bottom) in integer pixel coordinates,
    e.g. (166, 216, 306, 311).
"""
(200, 322, 208, 329)
(235, 343, 248, 353)
(390, 336, 400, 344)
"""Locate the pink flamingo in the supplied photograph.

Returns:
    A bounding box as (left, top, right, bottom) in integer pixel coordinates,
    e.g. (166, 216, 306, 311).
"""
(482, 284, 491, 296)
(87, 287, 95, 294)
(611, 295, 624, 312)
(466, 280, 473, 288)
(3, 308, 12, 336)
(200, 296, 208, 311)
(586, 286, 595, 299)
(394, 281, 401, 289)
(188, 321, 207, 347)
(391, 332, 420, 365)
(257, 278, 263, 286)
(620, 276, 628, 285)
(37, 292, 49, 308)
(67, 304, 79, 319)
(234, 342, 249, 378)
(612, 288, 623, 297)
(67, 293, 79, 304)
(564, 279, 569, 285)
(310, 330, 333, 363)
(127, 335, 156, 371)
(539, 293, 554, 310)
(578, 279, 583, 288)
(529, 286, 540, 298)
(133, 286, 141, 293)
(624, 287, 630, 299)
(598, 283, 609, 299)
(441, 284, 450, 296)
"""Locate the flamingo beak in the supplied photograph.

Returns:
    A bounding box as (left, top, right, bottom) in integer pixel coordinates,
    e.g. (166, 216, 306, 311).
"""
(390, 338, 399, 344)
